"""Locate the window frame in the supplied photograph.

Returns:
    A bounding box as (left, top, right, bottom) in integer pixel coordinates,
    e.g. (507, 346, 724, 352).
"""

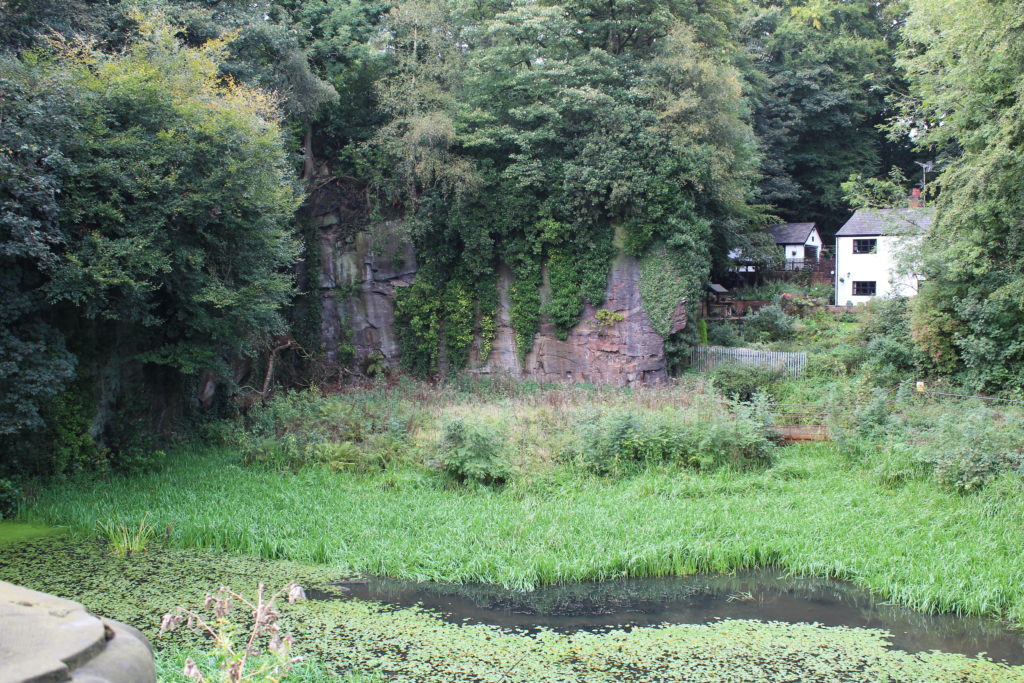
(852, 238, 878, 254)
(852, 281, 877, 296)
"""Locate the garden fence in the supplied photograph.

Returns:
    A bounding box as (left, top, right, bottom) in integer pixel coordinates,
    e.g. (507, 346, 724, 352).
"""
(690, 346, 807, 377)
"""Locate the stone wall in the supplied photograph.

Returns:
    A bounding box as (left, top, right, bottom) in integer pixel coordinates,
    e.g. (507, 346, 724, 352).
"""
(319, 220, 415, 368)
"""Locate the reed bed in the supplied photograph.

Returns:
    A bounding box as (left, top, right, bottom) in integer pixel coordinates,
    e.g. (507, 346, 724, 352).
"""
(26, 441, 1024, 626)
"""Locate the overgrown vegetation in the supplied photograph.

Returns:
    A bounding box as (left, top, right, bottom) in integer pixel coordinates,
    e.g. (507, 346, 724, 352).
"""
(569, 407, 774, 475)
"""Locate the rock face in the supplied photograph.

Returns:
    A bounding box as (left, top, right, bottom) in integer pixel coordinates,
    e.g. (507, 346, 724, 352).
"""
(472, 255, 669, 386)
(318, 216, 674, 385)
(0, 580, 155, 682)
(320, 223, 415, 368)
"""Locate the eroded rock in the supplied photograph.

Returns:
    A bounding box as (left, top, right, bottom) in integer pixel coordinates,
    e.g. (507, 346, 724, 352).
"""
(318, 216, 676, 385)
(0, 581, 154, 683)
(473, 254, 669, 386)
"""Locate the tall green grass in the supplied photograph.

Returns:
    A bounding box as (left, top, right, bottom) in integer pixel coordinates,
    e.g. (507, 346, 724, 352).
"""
(24, 442, 1024, 625)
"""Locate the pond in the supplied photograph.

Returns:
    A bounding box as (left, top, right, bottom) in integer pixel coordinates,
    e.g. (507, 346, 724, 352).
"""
(327, 569, 1024, 665)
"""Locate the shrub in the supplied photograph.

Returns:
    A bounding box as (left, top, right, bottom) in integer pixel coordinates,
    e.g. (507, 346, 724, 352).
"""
(706, 321, 741, 347)
(875, 402, 1024, 492)
(440, 419, 512, 485)
(238, 390, 421, 471)
(0, 479, 20, 519)
(831, 344, 868, 374)
(933, 448, 1024, 493)
(856, 297, 924, 386)
(926, 409, 1024, 492)
(742, 304, 795, 342)
(709, 364, 785, 402)
(874, 444, 930, 489)
(854, 388, 894, 436)
(570, 408, 774, 475)
(804, 352, 849, 378)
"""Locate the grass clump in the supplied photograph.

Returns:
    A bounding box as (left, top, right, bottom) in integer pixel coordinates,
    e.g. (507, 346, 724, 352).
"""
(439, 418, 512, 485)
(232, 389, 421, 472)
(97, 512, 155, 556)
(569, 408, 775, 475)
(13, 439, 1024, 622)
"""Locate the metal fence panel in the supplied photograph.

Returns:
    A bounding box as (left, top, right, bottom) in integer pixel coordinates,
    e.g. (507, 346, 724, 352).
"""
(690, 345, 807, 377)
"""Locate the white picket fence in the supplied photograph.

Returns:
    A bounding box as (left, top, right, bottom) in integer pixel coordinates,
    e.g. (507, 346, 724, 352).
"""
(690, 345, 807, 377)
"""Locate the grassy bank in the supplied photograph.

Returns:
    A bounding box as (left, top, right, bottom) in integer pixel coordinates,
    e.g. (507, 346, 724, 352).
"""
(22, 439, 1024, 625)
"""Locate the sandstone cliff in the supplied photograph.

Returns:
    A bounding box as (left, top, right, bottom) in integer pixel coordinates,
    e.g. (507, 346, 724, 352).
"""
(469, 257, 669, 385)
(319, 221, 677, 385)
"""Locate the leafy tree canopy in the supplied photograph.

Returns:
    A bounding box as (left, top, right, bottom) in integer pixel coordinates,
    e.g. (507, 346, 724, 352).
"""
(0, 16, 301, 440)
(899, 0, 1024, 391)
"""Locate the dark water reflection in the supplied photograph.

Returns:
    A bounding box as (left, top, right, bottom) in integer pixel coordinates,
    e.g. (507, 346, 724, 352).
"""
(323, 570, 1024, 665)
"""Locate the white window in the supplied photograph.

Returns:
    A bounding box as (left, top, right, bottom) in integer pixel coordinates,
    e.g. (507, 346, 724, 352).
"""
(853, 281, 877, 296)
(853, 239, 877, 254)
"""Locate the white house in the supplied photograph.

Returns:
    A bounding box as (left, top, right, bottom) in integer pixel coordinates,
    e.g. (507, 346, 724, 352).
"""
(768, 222, 823, 268)
(834, 208, 935, 304)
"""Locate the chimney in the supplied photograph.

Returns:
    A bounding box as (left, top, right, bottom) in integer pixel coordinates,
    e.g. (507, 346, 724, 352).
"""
(909, 187, 924, 208)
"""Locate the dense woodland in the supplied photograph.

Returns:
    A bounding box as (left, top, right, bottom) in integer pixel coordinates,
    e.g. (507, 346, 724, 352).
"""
(1, 0, 1023, 475)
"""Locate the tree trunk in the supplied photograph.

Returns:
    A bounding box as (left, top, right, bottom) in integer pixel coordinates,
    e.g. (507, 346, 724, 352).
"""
(302, 125, 314, 182)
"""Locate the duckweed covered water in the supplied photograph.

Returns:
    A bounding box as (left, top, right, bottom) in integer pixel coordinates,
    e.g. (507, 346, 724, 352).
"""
(335, 570, 1024, 664)
(2, 537, 1023, 681)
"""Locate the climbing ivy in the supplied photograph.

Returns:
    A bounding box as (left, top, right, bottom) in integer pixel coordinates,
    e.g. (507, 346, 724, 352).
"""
(543, 250, 587, 340)
(639, 245, 701, 338)
(394, 273, 479, 378)
(476, 274, 500, 363)
(508, 258, 542, 361)
(541, 237, 615, 340)
(394, 277, 443, 379)
(442, 280, 475, 374)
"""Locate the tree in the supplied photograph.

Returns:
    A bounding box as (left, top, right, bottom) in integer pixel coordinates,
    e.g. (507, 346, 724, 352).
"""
(0, 19, 301, 464)
(899, 0, 1024, 390)
(744, 0, 913, 235)
(371, 0, 763, 374)
(0, 54, 85, 435)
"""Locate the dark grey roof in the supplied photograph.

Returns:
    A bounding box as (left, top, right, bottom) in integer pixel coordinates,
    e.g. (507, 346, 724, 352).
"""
(835, 208, 936, 237)
(768, 222, 817, 245)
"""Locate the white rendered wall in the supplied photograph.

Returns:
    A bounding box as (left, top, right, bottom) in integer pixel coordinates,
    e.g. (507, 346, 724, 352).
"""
(783, 230, 823, 260)
(835, 235, 921, 304)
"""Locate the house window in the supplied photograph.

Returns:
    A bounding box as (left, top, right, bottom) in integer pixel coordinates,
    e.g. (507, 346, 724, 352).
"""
(853, 239, 877, 254)
(853, 281, 877, 296)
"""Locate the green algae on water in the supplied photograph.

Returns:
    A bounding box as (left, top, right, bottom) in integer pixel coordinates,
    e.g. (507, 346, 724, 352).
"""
(0, 521, 60, 546)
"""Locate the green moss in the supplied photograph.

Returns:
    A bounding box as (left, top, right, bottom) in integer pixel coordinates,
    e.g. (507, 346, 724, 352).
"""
(0, 522, 59, 546)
